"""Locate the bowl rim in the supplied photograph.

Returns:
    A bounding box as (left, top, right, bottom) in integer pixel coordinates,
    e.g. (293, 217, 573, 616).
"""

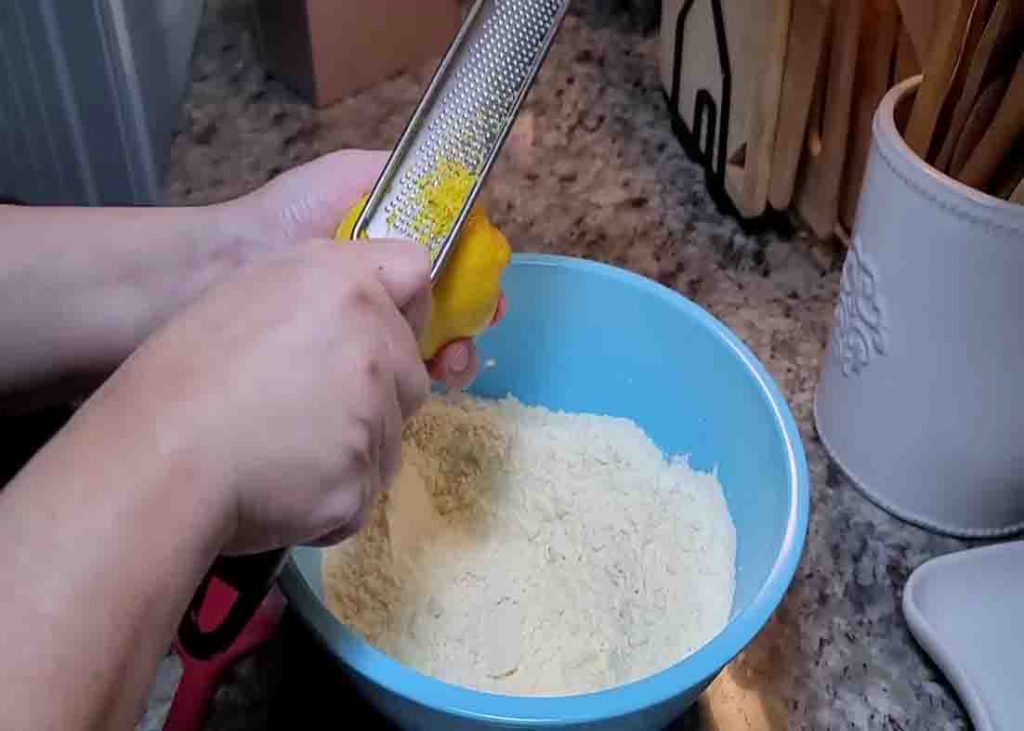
(280, 253, 810, 725)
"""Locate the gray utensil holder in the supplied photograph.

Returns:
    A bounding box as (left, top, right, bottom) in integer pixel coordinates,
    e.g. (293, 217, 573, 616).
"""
(815, 77, 1024, 538)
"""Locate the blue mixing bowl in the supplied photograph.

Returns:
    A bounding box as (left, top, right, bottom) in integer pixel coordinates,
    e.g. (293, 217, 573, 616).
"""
(281, 254, 809, 730)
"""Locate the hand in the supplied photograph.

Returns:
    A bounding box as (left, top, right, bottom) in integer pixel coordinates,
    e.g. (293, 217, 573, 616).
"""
(227, 149, 505, 390)
(106, 240, 431, 554)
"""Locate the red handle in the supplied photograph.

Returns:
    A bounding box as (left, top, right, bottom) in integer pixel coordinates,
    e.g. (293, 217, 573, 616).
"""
(164, 578, 286, 731)
(177, 550, 288, 660)
(162, 656, 224, 731)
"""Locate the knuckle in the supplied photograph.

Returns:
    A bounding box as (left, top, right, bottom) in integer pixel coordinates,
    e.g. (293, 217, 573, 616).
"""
(365, 356, 385, 385)
(350, 284, 376, 311)
(341, 277, 384, 318)
(346, 418, 376, 471)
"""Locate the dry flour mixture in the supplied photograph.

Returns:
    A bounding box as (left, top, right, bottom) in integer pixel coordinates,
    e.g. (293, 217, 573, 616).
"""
(323, 394, 735, 696)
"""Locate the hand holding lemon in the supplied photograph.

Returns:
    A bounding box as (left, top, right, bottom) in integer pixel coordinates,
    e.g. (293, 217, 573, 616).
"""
(336, 194, 511, 367)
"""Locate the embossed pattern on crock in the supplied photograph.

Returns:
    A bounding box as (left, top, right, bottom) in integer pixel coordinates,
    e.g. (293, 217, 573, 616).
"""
(834, 239, 887, 376)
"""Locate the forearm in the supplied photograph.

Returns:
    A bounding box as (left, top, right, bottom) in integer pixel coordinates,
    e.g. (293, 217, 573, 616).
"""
(0, 372, 228, 729)
(0, 203, 252, 411)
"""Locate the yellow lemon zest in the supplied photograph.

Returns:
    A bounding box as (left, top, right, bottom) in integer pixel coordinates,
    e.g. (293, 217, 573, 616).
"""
(410, 158, 477, 247)
(336, 159, 476, 250)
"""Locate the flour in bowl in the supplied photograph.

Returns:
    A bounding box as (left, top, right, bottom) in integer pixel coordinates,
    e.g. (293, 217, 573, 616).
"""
(322, 394, 735, 696)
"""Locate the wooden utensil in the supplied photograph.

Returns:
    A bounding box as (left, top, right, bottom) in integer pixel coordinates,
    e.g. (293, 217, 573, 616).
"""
(950, 75, 1011, 174)
(1010, 175, 1024, 203)
(841, 0, 901, 229)
(904, 0, 977, 157)
(768, 0, 833, 210)
(896, 0, 938, 62)
(892, 26, 923, 84)
(990, 145, 1024, 196)
(934, 0, 1019, 170)
(958, 53, 1024, 189)
(795, 0, 863, 239)
(930, 0, 1001, 166)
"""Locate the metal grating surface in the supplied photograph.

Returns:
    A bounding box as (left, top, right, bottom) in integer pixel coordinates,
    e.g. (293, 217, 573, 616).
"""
(359, 0, 569, 268)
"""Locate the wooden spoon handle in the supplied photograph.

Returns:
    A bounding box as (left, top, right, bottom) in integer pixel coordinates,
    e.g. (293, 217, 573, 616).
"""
(904, 0, 976, 157)
(1010, 175, 1024, 203)
(950, 75, 1010, 175)
(934, 0, 1018, 170)
(958, 53, 1024, 189)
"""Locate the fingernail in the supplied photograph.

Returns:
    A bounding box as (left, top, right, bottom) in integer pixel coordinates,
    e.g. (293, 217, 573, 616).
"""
(449, 343, 470, 373)
(491, 296, 507, 326)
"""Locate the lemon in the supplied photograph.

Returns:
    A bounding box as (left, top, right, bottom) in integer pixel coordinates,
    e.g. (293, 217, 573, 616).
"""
(336, 196, 511, 360)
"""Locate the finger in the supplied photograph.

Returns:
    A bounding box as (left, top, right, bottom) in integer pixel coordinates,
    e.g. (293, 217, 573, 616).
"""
(281, 148, 388, 202)
(306, 471, 380, 547)
(428, 340, 479, 390)
(306, 526, 356, 548)
(401, 287, 431, 342)
(306, 149, 390, 210)
(302, 444, 381, 547)
(336, 267, 428, 418)
(379, 290, 431, 419)
(263, 150, 390, 239)
(344, 240, 431, 310)
(378, 384, 404, 489)
(492, 293, 507, 327)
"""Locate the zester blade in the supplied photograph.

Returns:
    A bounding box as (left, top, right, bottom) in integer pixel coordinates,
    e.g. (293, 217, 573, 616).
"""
(353, 0, 571, 280)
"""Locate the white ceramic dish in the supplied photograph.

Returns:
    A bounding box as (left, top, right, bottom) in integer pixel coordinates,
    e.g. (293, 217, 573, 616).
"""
(903, 541, 1024, 731)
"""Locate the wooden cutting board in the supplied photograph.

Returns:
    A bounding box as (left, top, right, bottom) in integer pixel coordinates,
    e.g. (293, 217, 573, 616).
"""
(795, 0, 863, 239)
(659, 0, 793, 218)
(840, 0, 901, 229)
(768, 0, 833, 210)
(726, 0, 794, 217)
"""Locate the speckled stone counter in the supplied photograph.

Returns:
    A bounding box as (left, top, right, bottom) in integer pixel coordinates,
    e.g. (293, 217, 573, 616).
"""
(158, 1, 971, 728)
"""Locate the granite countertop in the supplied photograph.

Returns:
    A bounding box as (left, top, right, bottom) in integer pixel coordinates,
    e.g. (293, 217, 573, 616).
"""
(158, 1, 971, 728)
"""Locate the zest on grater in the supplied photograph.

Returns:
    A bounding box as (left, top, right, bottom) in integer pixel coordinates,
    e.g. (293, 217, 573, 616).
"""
(352, 0, 571, 280)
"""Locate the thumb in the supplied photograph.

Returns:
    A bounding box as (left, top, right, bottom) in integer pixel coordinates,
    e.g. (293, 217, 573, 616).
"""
(254, 149, 390, 240)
